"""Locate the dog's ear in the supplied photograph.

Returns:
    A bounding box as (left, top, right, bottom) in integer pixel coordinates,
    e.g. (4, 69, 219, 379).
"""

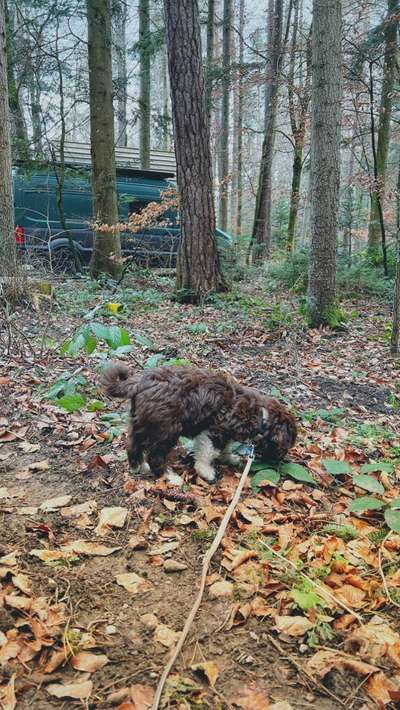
(272, 417, 297, 450)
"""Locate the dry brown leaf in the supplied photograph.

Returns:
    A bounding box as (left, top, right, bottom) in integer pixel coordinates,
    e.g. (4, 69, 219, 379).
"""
(129, 683, 155, 708)
(71, 651, 108, 672)
(163, 559, 188, 572)
(61, 500, 97, 518)
(95, 506, 128, 536)
(116, 573, 152, 594)
(128, 535, 148, 550)
(335, 583, 367, 609)
(40, 495, 72, 512)
(270, 703, 293, 710)
(0, 673, 16, 710)
(0, 640, 21, 664)
(345, 616, 400, 668)
(30, 549, 73, 563)
(148, 541, 179, 556)
(154, 623, 180, 648)
(5, 595, 32, 612)
(366, 672, 400, 706)
(208, 580, 234, 599)
(191, 661, 219, 687)
(306, 649, 378, 678)
(29, 459, 49, 471)
(230, 550, 258, 571)
(232, 682, 269, 709)
(274, 616, 313, 637)
(278, 523, 295, 549)
(12, 573, 32, 595)
(140, 613, 158, 630)
(0, 551, 18, 567)
(44, 649, 67, 673)
(63, 540, 121, 556)
(47, 680, 93, 699)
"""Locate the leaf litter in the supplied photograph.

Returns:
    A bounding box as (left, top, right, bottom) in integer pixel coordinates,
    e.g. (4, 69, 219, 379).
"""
(0, 275, 400, 707)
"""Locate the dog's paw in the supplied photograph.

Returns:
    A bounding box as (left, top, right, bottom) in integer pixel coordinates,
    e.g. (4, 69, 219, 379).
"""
(195, 462, 216, 483)
(164, 469, 184, 486)
(221, 452, 241, 466)
(140, 461, 151, 475)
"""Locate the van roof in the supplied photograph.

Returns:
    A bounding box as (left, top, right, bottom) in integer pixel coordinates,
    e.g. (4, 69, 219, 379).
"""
(13, 160, 175, 182)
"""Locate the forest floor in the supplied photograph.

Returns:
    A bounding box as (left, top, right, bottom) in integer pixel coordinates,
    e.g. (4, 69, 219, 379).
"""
(0, 270, 400, 710)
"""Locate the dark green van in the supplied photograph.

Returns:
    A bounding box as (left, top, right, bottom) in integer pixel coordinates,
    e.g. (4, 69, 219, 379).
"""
(13, 163, 232, 271)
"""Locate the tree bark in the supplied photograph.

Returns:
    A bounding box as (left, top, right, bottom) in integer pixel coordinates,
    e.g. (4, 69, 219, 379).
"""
(5, 1, 30, 161)
(86, 0, 122, 279)
(0, 0, 18, 279)
(307, 0, 342, 327)
(163, 0, 226, 300)
(250, 0, 283, 262)
(235, 0, 245, 237)
(205, 0, 215, 121)
(218, 0, 232, 232)
(391, 156, 400, 354)
(367, 0, 399, 252)
(113, 0, 128, 147)
(139, 0, 151, 168)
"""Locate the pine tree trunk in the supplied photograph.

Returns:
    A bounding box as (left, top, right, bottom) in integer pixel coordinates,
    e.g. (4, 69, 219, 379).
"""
(163, 0, 226, 301)
(0, 0, 18, 279)
(205, 0, 215, 121)
(391, 158, 400, 354)
(139, 0, 151, 168)
(5, 1, 30, 161)
(307, 0, 342, 327)
(287, 144, 303, 252)
(250, 0, 283, 262)
(86, 0, 122, 279)
(219, 0, 232, 232)
(367, 0, 398, 252)
(236, 0, 245, 237)
(113, 0, 128, 147)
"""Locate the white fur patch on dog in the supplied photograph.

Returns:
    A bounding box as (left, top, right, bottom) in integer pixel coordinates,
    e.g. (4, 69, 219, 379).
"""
(164, 469, 184, 486)
(193, 432, 220, 483)
(139, 460, 151, 475)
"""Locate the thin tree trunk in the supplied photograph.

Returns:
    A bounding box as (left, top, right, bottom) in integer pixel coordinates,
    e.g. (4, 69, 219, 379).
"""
(219, 0, 232, 232)
(249, 0, 283, 262)
(5, 1, 30, 161)
(113, 0, 128, 147)
(307, 0, 342, 327)
(343, 133, 356, 265)
(205, 0, 215, 121)
(87, 0, 122, 279)
(367, 0, 398, 252)
(236, 0, 245, 237)
(161, 47, 170, 150)
(0, 0, 18, 279)
(163, 0, 226, 301)
(139, 0, 151, 168)
(287, 147, 303, 252)
(391, 157, 400, 354)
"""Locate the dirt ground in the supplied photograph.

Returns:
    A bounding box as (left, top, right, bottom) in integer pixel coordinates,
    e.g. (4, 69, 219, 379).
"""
(0, 274, 399, 709)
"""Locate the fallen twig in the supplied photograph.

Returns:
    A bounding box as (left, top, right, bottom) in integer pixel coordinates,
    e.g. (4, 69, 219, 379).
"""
(151, 451, 255, 710)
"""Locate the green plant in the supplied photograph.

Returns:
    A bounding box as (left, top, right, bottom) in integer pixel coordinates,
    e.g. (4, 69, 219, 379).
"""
(290, 579, 326, 612)
(100, 411, 129, 440)
(321, 524, 359, 541)
(41, 372, 88, 412)
(306, 618, 335, 648)
(267, 251, 309, 293)
(61, 322, 133, 357)
(264, 303, 293, 332)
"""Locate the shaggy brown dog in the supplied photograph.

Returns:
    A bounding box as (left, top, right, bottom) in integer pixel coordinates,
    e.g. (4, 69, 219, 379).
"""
(102, 363, 297, 483)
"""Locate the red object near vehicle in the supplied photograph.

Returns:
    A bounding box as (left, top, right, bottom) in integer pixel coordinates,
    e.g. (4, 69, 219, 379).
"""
(14, 225, 25, 245)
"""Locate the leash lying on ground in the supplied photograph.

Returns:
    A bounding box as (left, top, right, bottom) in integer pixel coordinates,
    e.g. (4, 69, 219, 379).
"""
(151, 447, 255, 710)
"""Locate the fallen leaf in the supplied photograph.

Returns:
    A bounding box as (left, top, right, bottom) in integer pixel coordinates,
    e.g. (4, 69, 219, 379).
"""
(95, 506, 128, 536)
(335, 584, 367, 609)
(61, 500, 97, 518)
(154, 623, 180, 648)
(128, 535, 148, 550)
(44, 649, 67, 673)
(19, 442, 40, 453)
(12, 573, 32, 595)
(366, 672, 400, 706)
(345, 616, 400, 668)
(0, 673, 16, 710)
(116, 573, 152, 594)
(47, 680, 93, 699)
(129, 684, 155, 708)
(63, 540, 121, 556)
(275, 616, 313, 637)
(208, 581, 234, 599)
(270, 703, 294, 710)
(306, 649, 378, 678)
(30, 549, 73, 563)
(191, 661, 219, 687)
(140, 613, 158, 630)
(230, 550, 258, 570)
(163, 559, 188, 572)
(28, 459, 49, 471)
(40, 495, 72, 512)
(232, 682, 269, 709)
(71, 651, 108, 672)
(0, 552, 18, 567)
(148, 541, 179, 556)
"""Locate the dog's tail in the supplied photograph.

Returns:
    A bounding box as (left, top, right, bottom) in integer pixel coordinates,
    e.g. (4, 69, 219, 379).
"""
(101, 363, 139, 399)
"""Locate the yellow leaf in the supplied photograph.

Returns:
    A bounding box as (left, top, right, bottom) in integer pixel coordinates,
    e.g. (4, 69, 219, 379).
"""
(191, 661, 219, 688)
(106, 302, 124, 313)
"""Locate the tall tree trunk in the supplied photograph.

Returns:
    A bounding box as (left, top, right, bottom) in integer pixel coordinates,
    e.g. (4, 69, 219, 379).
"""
(139, 0, 151, 168)
(367, 0, 398, 253)
(5, 1, 30, 161)
(205, 0, 215, 121)
(391, 157, 400, 354)
(236, 0, 245, 237)
(307, 0, 342, 327)
(0, 0, 18, 279)
(86, 0, 121, 279)
(249, 0, 283, 262)
(113, 0, 128, 147)
(219, 0, 232, 231)
(163, 0, 226, 301)
(287, 146, 303, 252)
(161, 47, 170, 150)
(343, 132, 356, 265)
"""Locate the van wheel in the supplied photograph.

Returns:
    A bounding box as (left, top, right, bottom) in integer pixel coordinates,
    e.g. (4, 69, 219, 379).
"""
(51, 248, 78, 274)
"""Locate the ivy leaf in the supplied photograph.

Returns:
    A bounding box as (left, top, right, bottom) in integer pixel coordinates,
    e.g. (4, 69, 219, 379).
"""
(251, 469, 280, 492)
(57, 394, 85, 412)
(352, 474, 385, 495)
(384, 509, 400, 533)
(360, 462, 394, 474)
(390, 498, 400, 510)
(280, 463, 314, 484)
(321, 459, 352, 476)
(348, 496, 384, 513)
(133, 332, 156, 349)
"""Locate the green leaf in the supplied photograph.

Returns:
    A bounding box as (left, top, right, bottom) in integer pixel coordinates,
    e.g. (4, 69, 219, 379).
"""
(133, 331, 155, 349)
(186, 322, 208, 334)
(60, 339, 72, 355)
(87, 400, 106, 412)
(63, 332, 87, 357)
(390, 498, 400, 510)
(384, 508, 400, 533)
(145, 353, 165, 368)
(56, 394, 85, 412)
(107, 325, 129, 349)
(321, 459, 352, 476)
(352, 474, 385, 495)
(348, 496, 384, 513)
(113, 344, 133, 355)
(360, 462, 394, 474)
(251, 469, 280, 492)
(291, 587, 325, 611)
(46, 381, 67, 399)
(280, 462, 315, 484)
(84, 335, 98, 354)
(91, 322, 111, 342)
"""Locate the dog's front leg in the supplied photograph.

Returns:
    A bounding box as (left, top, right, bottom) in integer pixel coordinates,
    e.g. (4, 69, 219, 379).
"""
(193, 432, 220, 483)
(220, 441, 241, 466)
